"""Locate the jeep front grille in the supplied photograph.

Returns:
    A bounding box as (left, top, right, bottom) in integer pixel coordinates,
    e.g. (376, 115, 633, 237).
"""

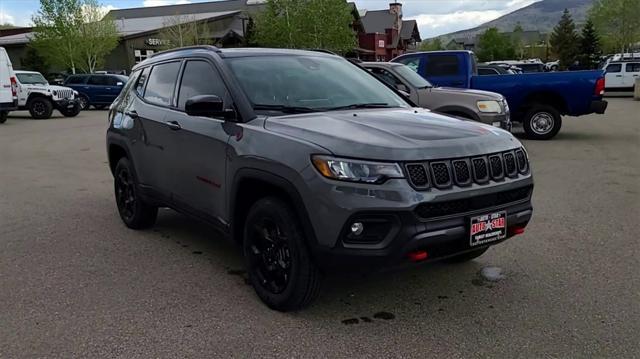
(414, 185, 532, 219)
(404, 148, 529, 190)
(57, 90, 74, 99)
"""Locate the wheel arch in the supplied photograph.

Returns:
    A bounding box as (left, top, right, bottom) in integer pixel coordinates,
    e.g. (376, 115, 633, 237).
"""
(26, 92, 52, 104)
(433, 105, 480, 121)
(521, 91, 568, 115)
(107, 141, 132, 175)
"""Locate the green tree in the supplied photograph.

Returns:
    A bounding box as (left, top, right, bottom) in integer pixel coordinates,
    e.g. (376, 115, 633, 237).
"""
(31, 0, 118, 74)
(255, 0, 356, 54)
(158, 14, 211, 49)
(244, 16, 257, 46)
(549, 9, 579, 69)
(578, 19, 601, 69)
(512, 23, 525, 60)
(589, 0, 640, 53)
(20, 46, 49, 74)
(419, 38, 444, 51)
(476, 28, 515, 62)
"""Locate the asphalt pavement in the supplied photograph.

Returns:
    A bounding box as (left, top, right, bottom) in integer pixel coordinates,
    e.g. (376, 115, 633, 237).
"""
(1, 100, 639, 358)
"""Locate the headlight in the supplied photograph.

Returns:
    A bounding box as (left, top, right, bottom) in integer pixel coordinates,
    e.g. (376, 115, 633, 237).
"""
(52, 90, 57, 96)
(477, 100, 502, 113)
(311, 155, 403, 184)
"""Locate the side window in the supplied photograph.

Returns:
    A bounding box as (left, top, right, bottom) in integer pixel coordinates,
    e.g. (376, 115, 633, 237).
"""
(426, 55, 460, 76)
(144, 62, 181, 106)
(625, 63, 640, 73)
(88, 76, 109, 85)
(395, 56, 421, 73)
(105, 76, 120, 86)
(606, 64, 622, 73)
(66, 76, 85, 84)
(177, 60, 228, 111)
(135, 67, 150, 96)
(370, 68, 402, 88)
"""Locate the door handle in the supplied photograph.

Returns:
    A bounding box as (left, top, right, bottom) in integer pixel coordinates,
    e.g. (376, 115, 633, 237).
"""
(125, 110, 139, 119)
(165, 121, 181, 131)
(105, 87, 111, 90)
(615, 75, 622, 77)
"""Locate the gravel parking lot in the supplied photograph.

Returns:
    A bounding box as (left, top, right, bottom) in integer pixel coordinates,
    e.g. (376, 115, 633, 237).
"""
(1, 100, 638, 358)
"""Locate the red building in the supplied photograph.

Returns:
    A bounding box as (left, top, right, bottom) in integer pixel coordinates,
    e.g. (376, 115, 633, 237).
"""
(356, 2, 421, 61)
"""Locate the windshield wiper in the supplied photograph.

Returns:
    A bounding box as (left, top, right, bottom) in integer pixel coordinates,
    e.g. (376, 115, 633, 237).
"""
(324, 103, 394, 111)
(253, 104, 318, 114)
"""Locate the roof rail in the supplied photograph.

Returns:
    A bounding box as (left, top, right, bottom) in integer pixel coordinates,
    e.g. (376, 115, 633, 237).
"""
(150, 45, 221, 58)
(308, 49, 339, 56)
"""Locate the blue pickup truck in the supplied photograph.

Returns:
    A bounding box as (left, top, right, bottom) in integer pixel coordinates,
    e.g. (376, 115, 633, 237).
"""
(392, 51, 607, 140)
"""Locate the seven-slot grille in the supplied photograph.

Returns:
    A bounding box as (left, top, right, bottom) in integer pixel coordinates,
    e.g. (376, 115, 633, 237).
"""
(56, 89, 74, 99)
(405, 148, 529, 190)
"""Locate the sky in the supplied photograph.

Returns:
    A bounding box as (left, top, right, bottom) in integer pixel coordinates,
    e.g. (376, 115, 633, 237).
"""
(0, 0, 541, 38)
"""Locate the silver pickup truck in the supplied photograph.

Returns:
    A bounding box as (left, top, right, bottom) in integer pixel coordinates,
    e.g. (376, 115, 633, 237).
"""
(363, 62, 511, 131)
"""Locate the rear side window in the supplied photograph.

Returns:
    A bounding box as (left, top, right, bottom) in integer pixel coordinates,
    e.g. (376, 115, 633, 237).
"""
(426, 55, 460, 76)
(136, 67, 150, 96)
(395, 56, 421, 73)
(177, 60, 228, 110)
(66, 76, 85, 84)
(144, 62, 181, 106)
(606, 64, 622, 73)
(626, 63, 640, 72)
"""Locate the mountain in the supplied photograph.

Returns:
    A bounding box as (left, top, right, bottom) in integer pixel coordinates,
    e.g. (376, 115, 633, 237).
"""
(436, 0, 595, 41)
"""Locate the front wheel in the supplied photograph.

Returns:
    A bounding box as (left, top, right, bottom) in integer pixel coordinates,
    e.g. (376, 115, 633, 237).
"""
(0, 111, 7, 124)
(28, 98, 54, 119)
(60, 104, 81, 117)
(522, 104, 562, 140)
(77, 95, 89, 111)
(244, 197, 322, 311)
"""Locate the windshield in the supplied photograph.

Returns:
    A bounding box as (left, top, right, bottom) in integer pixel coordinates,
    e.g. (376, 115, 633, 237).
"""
(225, 55, 409, 113)
(16, 73, 48, 85)
(394, 64, 432, 88)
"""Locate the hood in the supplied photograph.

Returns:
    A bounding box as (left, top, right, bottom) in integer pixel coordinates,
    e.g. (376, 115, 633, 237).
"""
(48, 85, 75, 92)
(432, 86, 504, 100)
(264, 108, 520, 161)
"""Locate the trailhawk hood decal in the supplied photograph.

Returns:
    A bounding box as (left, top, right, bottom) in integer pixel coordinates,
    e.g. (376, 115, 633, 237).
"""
(264, 108, 520, 160)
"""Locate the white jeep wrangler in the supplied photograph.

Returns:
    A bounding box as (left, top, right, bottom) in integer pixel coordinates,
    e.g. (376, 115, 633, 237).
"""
(14, 70, 81, 119)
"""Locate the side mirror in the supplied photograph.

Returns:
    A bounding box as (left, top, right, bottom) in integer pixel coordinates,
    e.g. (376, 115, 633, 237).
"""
(396, 84, 409, 93)
(116, 82, 124, 86)
(185, 95, 235, 119)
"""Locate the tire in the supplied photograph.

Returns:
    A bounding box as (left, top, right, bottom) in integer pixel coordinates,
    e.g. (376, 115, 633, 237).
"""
(60, 104, 81, 117)
(114, 157, 157, 229)
(522, 104, 562, 140)
(244, 197, 322, 311)
(28, 97, 54, 119)
(93, 104, 107, 110)
(77, 95, 89, 110)
(445, 247, 489, 263)
(0, 111, 7, 124)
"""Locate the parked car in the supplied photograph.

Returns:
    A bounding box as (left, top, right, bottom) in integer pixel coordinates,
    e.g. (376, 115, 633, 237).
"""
(13, 71, 81, 119)
(603, 61, 639, 91)
(0, 47, 18, 124)
(545, 60, 559, 71)
(107, 46, 534, 311)
(363, 62, 511, 130)
(392, 50, 607, 140)
(477, 64, 516, 75)
(64, 73, 128, 110)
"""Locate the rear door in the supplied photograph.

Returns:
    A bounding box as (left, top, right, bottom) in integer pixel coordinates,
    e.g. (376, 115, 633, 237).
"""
(604, 63, 624, 88)
(87, 75, 110, 103)
(166, 59, 232, 220)
(623, 63, 640, 88)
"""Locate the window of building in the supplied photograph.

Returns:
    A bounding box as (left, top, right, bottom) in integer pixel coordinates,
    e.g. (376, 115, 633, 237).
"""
(134, 49, 155, 64)
(425, 55, 460, 76)
(606, 64, 622, 73)
(177, 60, 228, 111)
(144, 62, 181, 106)
(625, 63, 640, 73)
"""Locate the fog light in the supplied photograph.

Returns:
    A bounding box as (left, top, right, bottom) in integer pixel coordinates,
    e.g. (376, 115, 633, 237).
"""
(492, 121, 502, 127)
(350, 222, 364, 236)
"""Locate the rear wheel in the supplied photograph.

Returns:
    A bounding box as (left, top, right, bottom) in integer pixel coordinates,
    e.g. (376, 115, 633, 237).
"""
(0, 111, 7, 124)
(114, 157, 157, 229)
(244, 197, 322, 311)
(445, 247, 489, 263)
(28, 97, 54, 119)
(522, 104, 562, 140)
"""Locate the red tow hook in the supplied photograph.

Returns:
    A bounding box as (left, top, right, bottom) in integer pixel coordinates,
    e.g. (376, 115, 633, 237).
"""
(509, 226, 526, 236)
(408, 250, 428, 262)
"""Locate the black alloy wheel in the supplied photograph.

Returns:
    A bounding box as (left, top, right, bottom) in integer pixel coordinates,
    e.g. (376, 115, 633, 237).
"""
(246, 218, 293, 294)
(113, 158, 157, 229)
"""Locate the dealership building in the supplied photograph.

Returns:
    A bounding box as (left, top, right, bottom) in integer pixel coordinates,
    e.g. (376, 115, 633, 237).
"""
(0, 0, 420, 73)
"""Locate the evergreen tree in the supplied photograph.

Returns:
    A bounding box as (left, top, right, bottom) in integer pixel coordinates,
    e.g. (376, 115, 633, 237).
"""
(549, 9, 579, 69)
(476, 28, 515, 62)
(419, 38, 444, 51)
(578, 19, 601, 69)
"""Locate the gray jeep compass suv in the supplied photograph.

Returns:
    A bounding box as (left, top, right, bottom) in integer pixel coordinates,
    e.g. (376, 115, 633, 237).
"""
(107, 46, 533, 311)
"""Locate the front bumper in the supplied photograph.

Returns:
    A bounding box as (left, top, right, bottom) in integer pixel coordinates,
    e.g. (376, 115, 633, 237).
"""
(53, 98, 80, 111)
(478, 112, 512, 131)
(590, 100, 607, 114)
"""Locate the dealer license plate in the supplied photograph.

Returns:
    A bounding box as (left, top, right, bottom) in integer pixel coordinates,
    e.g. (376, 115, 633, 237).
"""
(470, 211, 507, 247)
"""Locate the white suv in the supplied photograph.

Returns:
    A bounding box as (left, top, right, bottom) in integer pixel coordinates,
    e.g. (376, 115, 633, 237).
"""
(14, 71, 81, 119)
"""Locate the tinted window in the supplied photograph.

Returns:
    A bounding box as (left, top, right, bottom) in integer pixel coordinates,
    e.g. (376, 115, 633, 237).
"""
(104, 76, 121, 86)
(136, 67, 150, 96)
(88, 76, 109, 85)
(395, 56, 421, 72)
(426, 55, 459, 76)
(66, 76, 85, 84)
(177, 61, 228, 110)
(478, 68, 498, 75)
(144, 62, 181, 106)
(369, 68, 401, 87)
(606, 64, 622, 73)
(625, 63, 640, 72)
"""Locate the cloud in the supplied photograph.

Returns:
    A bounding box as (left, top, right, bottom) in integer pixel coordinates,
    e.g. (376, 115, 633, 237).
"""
(143, 0, 191, 7)
(0, 10, 15, 25)
(0, 9, 33, 27)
